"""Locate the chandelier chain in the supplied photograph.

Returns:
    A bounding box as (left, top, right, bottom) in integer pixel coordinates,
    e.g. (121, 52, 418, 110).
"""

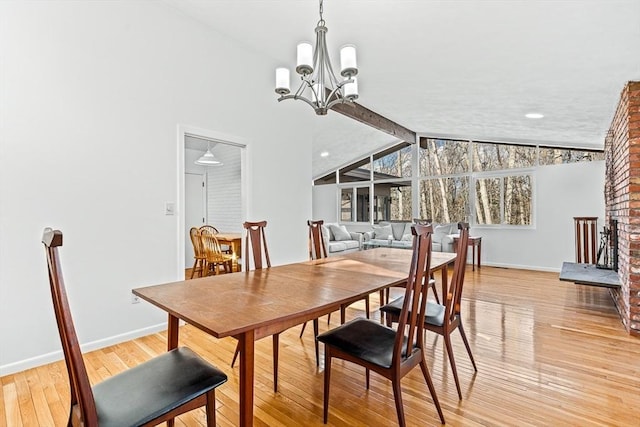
(318, 0, 324, 25)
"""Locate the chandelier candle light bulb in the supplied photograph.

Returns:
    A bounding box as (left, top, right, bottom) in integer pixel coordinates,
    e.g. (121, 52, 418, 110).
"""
(274, 0, 360, 115)
(344, 77, 358, 100)
(275, 68, 290, 95)
(340, 44, 357, 77)
(296, 42, 314, 75)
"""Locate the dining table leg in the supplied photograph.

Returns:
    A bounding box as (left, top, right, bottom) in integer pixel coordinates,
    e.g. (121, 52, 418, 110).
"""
(239, 329, 255, 427)
(167, 314, 179, 351)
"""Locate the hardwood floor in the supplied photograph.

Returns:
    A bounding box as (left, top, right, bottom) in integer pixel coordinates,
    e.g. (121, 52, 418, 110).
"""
(2, 266, 639, 426)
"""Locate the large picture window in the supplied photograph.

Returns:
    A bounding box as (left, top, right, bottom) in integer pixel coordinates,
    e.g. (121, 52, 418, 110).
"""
(419, 177, 469, 223)
(317, 137, 602, 228)
(475, 174, 532, 225)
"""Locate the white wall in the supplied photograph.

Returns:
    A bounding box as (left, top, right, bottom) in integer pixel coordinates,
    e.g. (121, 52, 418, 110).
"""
(0, 1, 312, 374)
(313, 160, 605, 271)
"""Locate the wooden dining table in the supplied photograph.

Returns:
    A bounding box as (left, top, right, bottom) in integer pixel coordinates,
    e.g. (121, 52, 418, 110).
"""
(133, 248, 456, 426)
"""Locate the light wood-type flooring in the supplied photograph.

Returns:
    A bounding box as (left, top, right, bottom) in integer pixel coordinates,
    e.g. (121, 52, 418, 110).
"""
(2, 266, 639, 426)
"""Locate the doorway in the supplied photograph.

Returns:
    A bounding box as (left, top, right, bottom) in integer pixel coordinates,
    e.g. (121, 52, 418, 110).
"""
(178, 125, 248, 278)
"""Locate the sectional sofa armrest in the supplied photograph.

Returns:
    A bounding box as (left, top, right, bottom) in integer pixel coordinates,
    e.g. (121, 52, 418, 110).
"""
(363, 231, 374, 242)
(349, 231, 364, 248)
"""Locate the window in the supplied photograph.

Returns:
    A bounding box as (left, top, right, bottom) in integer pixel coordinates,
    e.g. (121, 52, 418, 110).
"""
(339, 158, 370, 183)
(374, 181, 411, 222)
(320, 137, 601, 229)
(340, 186, 370, 222)
(472, 142, 536, 172)
(419, 177, 469, 223)
(538, 147, 604, 165)
(420, 138, 469, 176)
(475, 174, 532, 225)
(373, 144, 412, 178)
(340, 188, 352, 222)
(356, 187, 370, 222)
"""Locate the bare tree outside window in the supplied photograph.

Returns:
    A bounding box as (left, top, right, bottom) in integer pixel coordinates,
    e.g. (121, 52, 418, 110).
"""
(373, 145, 412, 178)
(539, 147, 604, 165)
(504, 175, 531, 225)
(420, 177, 469, 223)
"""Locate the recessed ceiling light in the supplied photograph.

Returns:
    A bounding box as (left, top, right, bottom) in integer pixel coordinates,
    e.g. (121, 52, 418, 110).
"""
(525, 113, 544, 119)
(320, 151, 329, 157)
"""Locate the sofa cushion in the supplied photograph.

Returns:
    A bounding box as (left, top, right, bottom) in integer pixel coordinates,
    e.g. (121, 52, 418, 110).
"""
(329, 224, 352, 241)
(342, 240, 360, 250)
(390, 223, 407, 240)
(328, 242, 347, 253)
(372, 224, 393, 239)
(401, 233, 413, 241)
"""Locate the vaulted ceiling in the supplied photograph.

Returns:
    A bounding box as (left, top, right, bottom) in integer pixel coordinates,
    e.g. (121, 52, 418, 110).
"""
(167, 0, 640, 178)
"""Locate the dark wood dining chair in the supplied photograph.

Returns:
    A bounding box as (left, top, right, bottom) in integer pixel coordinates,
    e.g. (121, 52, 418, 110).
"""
(200, 233, 233, 275)
(380, 222, 477, 400)
(42, 228, 227, 427)
(307, 220, 371, 325)
(230, 221, 283, 392)
(298, 220, 326, 366)
(317, 224, 445, 426)
(189, 227, 207, 279)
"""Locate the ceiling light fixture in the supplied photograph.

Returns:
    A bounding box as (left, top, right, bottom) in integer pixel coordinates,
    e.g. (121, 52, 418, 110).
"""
(320, 151, 329, 157)
(274, 0, 358, 115)
(525, 113, 544, 119)
(195, 142, 223, 166)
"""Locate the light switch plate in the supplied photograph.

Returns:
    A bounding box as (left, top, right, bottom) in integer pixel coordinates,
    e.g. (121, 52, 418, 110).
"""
(165, 202, 175, 216)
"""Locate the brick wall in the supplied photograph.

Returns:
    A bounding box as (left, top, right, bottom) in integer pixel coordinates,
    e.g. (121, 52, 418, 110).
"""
(605, 81, 640, 335)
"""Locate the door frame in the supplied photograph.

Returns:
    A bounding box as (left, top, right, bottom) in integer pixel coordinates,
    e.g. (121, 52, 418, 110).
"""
(177, 124, 248, 278)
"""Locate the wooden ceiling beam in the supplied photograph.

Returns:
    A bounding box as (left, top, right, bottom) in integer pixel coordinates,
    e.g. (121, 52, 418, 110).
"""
(330, 101, 417, 144)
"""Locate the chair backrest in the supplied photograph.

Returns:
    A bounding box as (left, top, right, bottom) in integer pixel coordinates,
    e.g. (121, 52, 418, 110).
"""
(243, 220, 271, 271)
(446, 222, 470, 322)
(42, 228, 99, 425)
(393, 224, 433, 364)
(308, 220, 328, 260)
(200, 225, 219, 235)
(200, 233, 226, 262)
(190, 227, 205, 259)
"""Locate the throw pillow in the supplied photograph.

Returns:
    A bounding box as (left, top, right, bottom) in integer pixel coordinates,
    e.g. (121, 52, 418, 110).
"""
(433, 224, 451, 242)
(321, 225, 331, 243)
(401, 233, 413, 241)
(330, 224, 352, 241)
(402, 222, 414, 238)
(372, 224, 393, 240)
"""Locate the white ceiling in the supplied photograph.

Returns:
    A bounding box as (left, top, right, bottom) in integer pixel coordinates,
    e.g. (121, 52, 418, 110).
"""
(166, 0, 640, 178)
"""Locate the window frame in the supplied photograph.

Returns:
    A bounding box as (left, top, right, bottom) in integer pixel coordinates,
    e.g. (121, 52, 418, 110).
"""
(471, 168, 536, 229)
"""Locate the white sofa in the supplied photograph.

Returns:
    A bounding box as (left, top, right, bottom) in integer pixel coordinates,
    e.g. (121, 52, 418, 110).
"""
(321, 223, 363, 255)
(363, 221, 458, 252)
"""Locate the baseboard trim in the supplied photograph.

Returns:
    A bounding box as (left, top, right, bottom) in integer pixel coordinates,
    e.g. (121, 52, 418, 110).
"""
(0, 323, 167, 376)
(480, 261, 561, 273)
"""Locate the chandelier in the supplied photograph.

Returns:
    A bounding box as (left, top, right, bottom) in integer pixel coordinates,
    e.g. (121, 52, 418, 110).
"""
(274, 0, 358, 115)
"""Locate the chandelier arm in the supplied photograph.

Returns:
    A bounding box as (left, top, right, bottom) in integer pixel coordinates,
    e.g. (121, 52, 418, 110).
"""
(326, 97, 352, 110)
(277, 94, 319, 110)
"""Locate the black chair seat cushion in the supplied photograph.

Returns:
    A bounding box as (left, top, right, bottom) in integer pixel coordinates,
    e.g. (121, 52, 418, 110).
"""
(380, 297, 446, 327)
(317, 318, 413, 368)
(92, 347, 227, 427)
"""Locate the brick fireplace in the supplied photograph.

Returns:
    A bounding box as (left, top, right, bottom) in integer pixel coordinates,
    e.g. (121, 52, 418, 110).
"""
(605, 81, 640, 336)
